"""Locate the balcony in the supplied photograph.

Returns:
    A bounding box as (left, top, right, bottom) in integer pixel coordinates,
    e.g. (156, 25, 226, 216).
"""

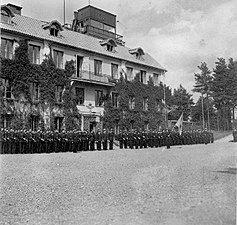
(71, 70, 115, 87)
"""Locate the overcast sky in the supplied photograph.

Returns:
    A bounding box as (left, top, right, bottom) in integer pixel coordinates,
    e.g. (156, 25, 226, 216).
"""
(2, 0, 237, 101)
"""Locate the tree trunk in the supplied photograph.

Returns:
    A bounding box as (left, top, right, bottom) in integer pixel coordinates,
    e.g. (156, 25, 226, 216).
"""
(206, 93, 211, 131)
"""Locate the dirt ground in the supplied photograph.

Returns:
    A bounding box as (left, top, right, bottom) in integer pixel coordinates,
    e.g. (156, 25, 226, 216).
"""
(0, 135, 236, 225)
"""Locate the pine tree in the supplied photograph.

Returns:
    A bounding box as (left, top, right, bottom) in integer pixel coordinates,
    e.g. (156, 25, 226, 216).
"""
(211, 58, 232, 130)
(193, 62, 213, 130)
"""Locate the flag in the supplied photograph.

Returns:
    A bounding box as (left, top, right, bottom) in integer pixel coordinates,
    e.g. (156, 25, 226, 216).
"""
(174, 112, 183, 135)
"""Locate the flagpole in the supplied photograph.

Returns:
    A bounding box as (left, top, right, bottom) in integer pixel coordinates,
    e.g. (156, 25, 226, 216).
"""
(164, 83, 167, 129)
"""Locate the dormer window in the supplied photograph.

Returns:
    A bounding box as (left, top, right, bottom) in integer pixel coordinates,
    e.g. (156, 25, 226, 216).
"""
(1, 5, 15, 24)
(129, 47, 145, 60)
(107, 44, 114, 52)
(100, 38, 117, 52)
(42, 20, 63, 37)
(50, 25, 59, 37)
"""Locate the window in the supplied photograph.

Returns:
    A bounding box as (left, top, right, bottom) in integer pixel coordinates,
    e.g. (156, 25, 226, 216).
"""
(95, 90, 103, 107)
(28, 45, 40, 64)
(107, 45, 114, 52)
(140, 70, 146, 84)
(53, 50, 63, 69)
(32, 82, 40, 102)
(114, 123, 119, 135)
(136, 53, 142, 60)
(111, 64, 118, 79)
(144, 122, 149, 130)
(55, 85, 64, 103)
(153, 73, 159, 86)
(143, 97, 148, 111)
(94, 60, 102, 76)
(129, 96, 135, 110)
(1, 38, 13, 59)
(2, 78, 12, 99)
(1, 9, 10, 24)
(75, 87, 84, 105)
(1, 114, 12, 128)
(156, 99, 161, 112)
(76, 55, 83, 77)
(54, 117, 63, 132)
(30, 115, 39, 131)
(126, 67, 133, 81)
(112, 92, 119, 108)
(50, 25, 59, 37)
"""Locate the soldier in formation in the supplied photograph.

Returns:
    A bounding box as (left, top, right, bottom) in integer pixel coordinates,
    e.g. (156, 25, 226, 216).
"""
(0, 128, 115, 154)
(118, 129, 214, 149)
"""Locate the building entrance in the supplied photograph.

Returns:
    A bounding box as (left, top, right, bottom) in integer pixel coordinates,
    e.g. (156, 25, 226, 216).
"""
(89, 122, 96, 132)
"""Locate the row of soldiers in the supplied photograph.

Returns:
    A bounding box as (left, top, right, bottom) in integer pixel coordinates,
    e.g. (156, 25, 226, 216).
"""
(0, 128, 214, 154)
(0, 128, 115, 154)
(118, 129, 214, 149)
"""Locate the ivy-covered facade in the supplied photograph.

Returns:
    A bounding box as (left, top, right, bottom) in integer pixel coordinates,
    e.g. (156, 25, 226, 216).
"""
(0, 3, 167, 132)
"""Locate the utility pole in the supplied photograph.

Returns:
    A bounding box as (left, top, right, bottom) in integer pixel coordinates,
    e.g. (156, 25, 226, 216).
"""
(201, 93, 205, 130)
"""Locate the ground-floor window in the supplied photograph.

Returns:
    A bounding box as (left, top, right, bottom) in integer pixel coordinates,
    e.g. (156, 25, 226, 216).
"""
(114, 123, 119, 135)
(144, 122, 149, 130)
(30, 115, 40, 131)
(54, 117, 64, 132)
(1, 114, 12, 128)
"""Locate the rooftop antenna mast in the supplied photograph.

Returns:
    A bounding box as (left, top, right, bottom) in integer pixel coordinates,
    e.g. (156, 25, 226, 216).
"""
(63, 0, 66, 25)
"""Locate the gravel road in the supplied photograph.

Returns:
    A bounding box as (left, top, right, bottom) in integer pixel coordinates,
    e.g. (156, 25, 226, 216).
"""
(0, 135, 236, 225)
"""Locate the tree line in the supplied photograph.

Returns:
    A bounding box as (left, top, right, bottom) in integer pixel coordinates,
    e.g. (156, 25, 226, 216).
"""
(192, 58, 237, 131)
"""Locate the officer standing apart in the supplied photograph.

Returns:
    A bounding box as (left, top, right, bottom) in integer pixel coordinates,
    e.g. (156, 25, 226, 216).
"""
(233, 128, 237, 142)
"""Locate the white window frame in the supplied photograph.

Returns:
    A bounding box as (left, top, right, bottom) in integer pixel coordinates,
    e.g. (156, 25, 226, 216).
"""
(29, 44, 40, 64)
(94, 59, 102, 76)
(111, 63, 118, 79)
(53, 49, 64, 69)
(2, 78, 12, 99)
(1, 38, 13, 59)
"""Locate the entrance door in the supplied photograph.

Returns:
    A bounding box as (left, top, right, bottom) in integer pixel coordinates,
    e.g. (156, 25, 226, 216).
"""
(89, 122, 96, 132)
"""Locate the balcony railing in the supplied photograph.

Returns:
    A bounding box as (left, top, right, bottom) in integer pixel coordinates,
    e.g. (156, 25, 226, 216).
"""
(72, 70, 115, 86)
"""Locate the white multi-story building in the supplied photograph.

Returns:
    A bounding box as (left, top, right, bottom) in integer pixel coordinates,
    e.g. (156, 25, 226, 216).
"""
(1, 3, 166, 131)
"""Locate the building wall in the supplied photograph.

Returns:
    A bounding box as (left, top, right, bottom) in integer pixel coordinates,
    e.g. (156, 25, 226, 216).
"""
(1, 28, 165, 131)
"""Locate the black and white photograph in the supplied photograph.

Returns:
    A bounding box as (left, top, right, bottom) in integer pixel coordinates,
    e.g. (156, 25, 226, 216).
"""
(0, 0, 236, 224)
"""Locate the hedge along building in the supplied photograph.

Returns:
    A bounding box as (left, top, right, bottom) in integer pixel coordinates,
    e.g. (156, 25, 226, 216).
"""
(0, 3, 167, 132)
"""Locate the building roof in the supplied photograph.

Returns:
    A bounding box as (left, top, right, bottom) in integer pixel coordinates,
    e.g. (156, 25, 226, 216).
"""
(1, 14, 167, 72)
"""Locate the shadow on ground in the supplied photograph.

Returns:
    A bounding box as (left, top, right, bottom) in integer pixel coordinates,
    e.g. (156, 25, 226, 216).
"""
(215, 167, 237, 175)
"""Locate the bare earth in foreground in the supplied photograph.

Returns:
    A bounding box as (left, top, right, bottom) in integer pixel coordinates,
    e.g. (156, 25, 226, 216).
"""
(0, 136, 236, 225)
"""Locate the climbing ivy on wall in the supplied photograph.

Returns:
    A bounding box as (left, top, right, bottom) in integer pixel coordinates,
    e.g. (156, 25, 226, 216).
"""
(103, 73, 165, 131)
(0, 39, 78, 130)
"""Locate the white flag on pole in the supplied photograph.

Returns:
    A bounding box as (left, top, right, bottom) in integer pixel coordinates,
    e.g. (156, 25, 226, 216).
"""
(174, 112, 183, 135)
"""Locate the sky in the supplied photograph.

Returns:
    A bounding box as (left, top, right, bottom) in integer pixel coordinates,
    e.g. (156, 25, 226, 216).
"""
(2, 0, 237, 101)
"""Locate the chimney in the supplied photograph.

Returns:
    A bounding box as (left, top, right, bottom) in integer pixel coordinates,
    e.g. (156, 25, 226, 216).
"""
(7, 3, 22, 15)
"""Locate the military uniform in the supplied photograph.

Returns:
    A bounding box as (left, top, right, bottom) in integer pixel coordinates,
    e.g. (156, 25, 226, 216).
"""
(108, 129, 114, 150)
(96, 129, 102, 150)
(233, 129, 237, 142)
(102, 129, 108, 150)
